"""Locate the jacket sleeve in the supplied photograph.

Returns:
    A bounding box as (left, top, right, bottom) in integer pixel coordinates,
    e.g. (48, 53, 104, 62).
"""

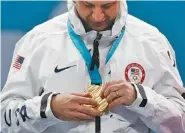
(1, 29, 61, 133)
(127, 33, 185, 133)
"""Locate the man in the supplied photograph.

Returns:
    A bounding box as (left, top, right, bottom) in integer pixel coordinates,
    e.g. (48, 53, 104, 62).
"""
(1, 1, 185, 133)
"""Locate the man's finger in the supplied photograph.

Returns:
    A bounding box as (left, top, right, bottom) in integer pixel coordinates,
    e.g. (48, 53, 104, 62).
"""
(106, 88, 128, 103)
(77, 105, 103, 117)
(100, 80, 122, 98)
(108, 97, 126, 109)
(68, 110, 94, 120)
(106, 91, 118, 103)
(71, 92, 91, 97)
(71, 111, 94, 120)
(100, 83, 109, 98)
(74, 96, 98, 106)
(104, 85, 120, 98)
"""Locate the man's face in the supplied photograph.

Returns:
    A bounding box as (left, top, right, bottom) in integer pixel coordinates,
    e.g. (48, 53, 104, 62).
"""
(75, 1, 120, 31)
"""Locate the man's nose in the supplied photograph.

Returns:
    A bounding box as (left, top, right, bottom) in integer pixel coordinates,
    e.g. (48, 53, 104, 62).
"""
(92, 8, 105, 22)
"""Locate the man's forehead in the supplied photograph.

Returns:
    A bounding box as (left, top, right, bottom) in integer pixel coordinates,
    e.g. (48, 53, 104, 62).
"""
(75, 0, 118, 1)
(75, 0, 118, 3)
(75, 0, 119, 5)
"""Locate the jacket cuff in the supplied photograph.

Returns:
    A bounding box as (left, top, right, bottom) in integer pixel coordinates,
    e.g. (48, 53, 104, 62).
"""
(41, 92, 61, 125)
(126, 84, 148, 114)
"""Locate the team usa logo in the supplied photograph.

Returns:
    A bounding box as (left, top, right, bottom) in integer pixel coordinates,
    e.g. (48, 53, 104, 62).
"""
(125, 63, 145, 84)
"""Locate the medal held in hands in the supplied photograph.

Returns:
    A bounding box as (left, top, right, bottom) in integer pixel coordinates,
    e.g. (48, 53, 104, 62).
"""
(85, 85, 108, 112)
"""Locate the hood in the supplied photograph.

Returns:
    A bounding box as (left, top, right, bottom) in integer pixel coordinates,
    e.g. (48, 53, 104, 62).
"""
(67, 0, 128, 37)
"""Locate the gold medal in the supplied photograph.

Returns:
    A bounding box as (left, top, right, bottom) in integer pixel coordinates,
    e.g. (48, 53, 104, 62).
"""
(85, 85, 108, 112)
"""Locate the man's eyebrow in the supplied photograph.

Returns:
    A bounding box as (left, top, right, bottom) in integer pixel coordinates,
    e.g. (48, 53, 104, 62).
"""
(84, 1, 94, 6)
(101, 1, 116, 6)
(84, 1, 116, 6)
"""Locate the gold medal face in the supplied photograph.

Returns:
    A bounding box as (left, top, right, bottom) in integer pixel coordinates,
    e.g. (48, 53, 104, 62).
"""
(85, 85, 108, 112)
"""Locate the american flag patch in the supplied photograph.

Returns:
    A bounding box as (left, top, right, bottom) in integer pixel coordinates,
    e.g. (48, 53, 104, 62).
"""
(131, 68, 140, 75)
(13, 55, 25, 70)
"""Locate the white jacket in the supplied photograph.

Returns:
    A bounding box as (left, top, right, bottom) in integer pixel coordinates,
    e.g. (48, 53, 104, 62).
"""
(1, 1, 185, 133)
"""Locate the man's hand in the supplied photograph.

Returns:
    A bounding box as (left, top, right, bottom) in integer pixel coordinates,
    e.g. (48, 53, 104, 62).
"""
(100, 80, 137, 109)
(51, 93, 103, 121)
